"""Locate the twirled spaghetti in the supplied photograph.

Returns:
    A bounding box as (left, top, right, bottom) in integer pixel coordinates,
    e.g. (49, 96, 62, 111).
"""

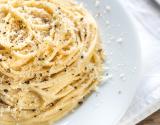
(0, 0, 104, 124)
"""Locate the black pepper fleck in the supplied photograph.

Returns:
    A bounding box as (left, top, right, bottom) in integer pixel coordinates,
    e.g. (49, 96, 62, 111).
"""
(54, 24, 57, 28)
(80, 17, 84, 21)
(85, 67, 87, 70)
(3, 89, 8, 93)
(78, 101, 83, 105)
(42, 18, 49, 23)
(31, 36, 34, 40)
(98, 49, 102, 53)
(39, 73, 42, 77)
(43, 78, 48, 82)
(59, 108, 62, 111)
(50, 103, 54, 106)
(32, 109, 36, 112)
(24, 81, 30, 84)
(81, 55, 84, 59)
(76, 74, 80, 76)
(84, 33, 87, 38)
(10, 106, 14, 108)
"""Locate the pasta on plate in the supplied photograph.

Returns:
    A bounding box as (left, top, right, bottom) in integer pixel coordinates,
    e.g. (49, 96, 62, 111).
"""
(0, 0, 104, 124)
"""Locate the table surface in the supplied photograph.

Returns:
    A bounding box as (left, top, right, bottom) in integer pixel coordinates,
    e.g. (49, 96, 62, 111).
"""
(137, 110, 160, 125)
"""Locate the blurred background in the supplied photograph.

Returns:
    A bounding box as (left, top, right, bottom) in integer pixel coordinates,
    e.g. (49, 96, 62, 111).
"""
(122, 0, 160, 39)
(119, 0, 160, 125)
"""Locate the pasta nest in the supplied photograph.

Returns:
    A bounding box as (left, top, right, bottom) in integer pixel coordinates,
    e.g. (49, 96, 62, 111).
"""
(0, 0, 104, 125)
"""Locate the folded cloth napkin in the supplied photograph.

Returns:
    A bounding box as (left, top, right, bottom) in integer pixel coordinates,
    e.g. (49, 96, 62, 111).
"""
(119, 0, 160, 124)
(155, 0, 160, 5)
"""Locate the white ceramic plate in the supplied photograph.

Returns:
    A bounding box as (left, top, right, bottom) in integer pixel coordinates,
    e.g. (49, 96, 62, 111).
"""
(56, 0, 141, 125)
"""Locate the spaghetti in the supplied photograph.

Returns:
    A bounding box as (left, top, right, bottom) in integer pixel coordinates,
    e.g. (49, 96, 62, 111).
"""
(0, 0, 104, 124)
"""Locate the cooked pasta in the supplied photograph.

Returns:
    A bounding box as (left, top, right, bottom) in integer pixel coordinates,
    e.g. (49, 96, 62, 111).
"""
(0, 0, 104, 124)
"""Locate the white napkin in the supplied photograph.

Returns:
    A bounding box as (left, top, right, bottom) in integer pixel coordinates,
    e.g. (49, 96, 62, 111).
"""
(119, 0, 160, 124)
(155, 0, 160, 5)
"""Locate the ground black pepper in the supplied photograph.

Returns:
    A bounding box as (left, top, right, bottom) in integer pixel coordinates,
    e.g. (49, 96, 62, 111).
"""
(59, 108, 62, 111)
(80, 17, 84, 21)
(98, 49, 102, 53)
(24, 81, 30, 84)
(84, 33, 87, 38)
(85, 67, 87, 70)
(39, 73, 42, 77)
(78, 101, 83, 105)
(50, 103, 54, 106)
(81, 55, 84, 59)
(3, 89, 8, 93)
(32, 109, 36, 112)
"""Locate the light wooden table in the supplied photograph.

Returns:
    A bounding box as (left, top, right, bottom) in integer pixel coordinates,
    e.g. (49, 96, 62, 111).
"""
(137, 110, 160, 125)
